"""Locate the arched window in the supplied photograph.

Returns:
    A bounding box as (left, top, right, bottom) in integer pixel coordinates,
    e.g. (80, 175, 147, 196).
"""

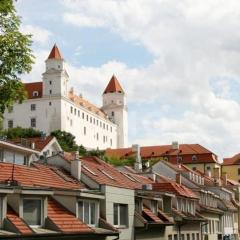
(32, 91, 39, 97)
(192, 155, 197, 161)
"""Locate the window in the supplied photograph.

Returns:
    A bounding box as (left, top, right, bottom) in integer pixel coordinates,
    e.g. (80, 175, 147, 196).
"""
(78, 110, 80, 117)
(113, 203, 128, 228)
(23, 199, 42, 226)
(192, 167, 196, 171)
(196, 233, 199, 240)
(192, 155, 197, 161)
(78, 200, 97, 226)
(8, 106, 13, 113)
(31, 118, 36, 128)
(181, 234, 185, 240)
(111, 111, 114, 117)
(192, 233, 195, 240)
(0, 150, 3, 161)
(96, 133, 99, 141)
(49, 102, 52, 106)
(110, 139, 112, 146)
(74, 108, 76, 115)
(32, 91, 38, 97)
(168, 235, 172, 240)
(238, 168, 240, 176)
(84, 126, 86, 135)
(110, 126, 112, 132)
(186, 234, 190, 240)
(8, 120, 13, 128)
(70, 106, 73, 114)
(206, 166, 211, 171)
(82, 112, 84, 119)
(30, 104, 36, 111)
(174, 234, 178, 240)
(49, 90, 52, 94)
(70, 119, 73, 126)
(177, 156, 182, 164)
(49, 80, 52, 85)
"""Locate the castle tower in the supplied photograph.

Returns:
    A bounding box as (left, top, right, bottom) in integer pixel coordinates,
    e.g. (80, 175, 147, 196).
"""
(42, 44, 69, 97)
(102, 75, 128, 148)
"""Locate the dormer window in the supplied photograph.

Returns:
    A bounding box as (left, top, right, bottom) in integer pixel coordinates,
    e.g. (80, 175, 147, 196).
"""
(32, 91, 38, 97)
(78, 200, 97, 227)
(192, 155, 197, 161)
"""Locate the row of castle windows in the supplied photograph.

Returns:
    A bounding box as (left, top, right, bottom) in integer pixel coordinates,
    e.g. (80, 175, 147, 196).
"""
(70, 106, 113, 132)
(8, 117, 36, 129)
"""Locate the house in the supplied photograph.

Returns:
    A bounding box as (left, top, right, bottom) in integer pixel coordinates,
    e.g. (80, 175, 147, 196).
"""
(3, 44, 128, 149)
(106, 142, 221, 177)
(222, 153, 240, 183)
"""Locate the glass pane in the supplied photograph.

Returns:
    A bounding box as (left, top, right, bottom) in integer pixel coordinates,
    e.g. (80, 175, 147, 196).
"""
(90, 202, 96, 225)
(15, 153, 24, 165)
(23, 199, 41, 226)
(120, 204, 127, 226)
(84, 202, 89, 224)
(78, 201, 83, 221)
(113, 204, 118, 226)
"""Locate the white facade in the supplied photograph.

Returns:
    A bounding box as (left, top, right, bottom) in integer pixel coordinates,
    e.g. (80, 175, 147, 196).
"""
(3, 45, 128, 149)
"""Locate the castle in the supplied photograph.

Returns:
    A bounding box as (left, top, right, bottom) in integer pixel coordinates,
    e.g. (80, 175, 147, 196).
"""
(3, 44, 128, 149)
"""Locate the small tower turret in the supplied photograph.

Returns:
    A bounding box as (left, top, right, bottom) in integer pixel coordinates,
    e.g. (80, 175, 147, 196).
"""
(102, 75, 128, 148)
(42, 44, 69, 97)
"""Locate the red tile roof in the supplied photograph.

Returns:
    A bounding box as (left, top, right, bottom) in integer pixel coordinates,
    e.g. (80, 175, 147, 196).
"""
(12, 136, 54, 152)
(106, 144, 218, 164)
(152, 182, 198, 199)
(81, 156, 153, 189)
(48, 44, 63, 60)
(47, 198, 93, 233)
(103, 75, 124, 94)
(7, 207, 33, 235)
(24, 82, 43, 99)
(0, 162, 84, 190)
(223, 153, 240, 165)
(142, 207, 162, 223)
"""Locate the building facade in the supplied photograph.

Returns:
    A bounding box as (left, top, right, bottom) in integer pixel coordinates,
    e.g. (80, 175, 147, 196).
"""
(3, 45, 128, 149)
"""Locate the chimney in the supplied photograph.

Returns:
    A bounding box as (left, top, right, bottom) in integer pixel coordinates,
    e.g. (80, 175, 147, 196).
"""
(172, 141, 179, 150)
(176, 173, 182, 185)
(132, 144, 142, 172)
(222, 172, 228, 186)
(31, 142, 35, 150)
(70, 151, 81, 181)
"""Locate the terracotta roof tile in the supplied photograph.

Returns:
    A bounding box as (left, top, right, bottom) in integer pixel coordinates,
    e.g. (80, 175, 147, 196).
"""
(103, 75, 124, 94)
(48, 198, 92, 233)
(81, 156, 153, 189)
(106, 143, 218, 164)
(152, 182, 198, 199)
(24, 82, 42, 99)
(0, 162, 84, 190)
(48, 44, 63, 60)
(223, 153, 240, 165)
(142, 207, 162, 223)
(7, 207, 33, 235)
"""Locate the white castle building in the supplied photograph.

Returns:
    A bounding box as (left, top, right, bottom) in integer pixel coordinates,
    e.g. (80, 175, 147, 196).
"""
(3, 45, 128, 149)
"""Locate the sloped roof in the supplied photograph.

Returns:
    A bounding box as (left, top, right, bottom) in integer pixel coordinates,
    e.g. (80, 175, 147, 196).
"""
(223, 153, 240, 165)
(47, 198, 93, 233)
(24, 82, 43, 99)
(142, 207, 162, 223)
(12, 136, 55, 152)
(106, 143, 218, 164)
(48, 44, 63, 60)
(103, 75, 124, 94)
(7, 207, 33, 235)
(152, 182, 198, 199)
(81, 156, 153, 189)
(0, 162, 84, 190)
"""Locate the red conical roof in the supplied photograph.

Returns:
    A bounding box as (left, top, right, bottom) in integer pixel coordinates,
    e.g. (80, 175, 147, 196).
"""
(48, 44, 63, 60)
(103, 75, 124, 94)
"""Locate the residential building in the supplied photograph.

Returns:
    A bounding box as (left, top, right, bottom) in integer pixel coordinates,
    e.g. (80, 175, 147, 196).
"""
(106, 142, 221, 176)
(3, 44, 128, 149)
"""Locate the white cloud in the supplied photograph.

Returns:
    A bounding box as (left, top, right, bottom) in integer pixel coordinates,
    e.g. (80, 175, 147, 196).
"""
(21, 25, 52, 44)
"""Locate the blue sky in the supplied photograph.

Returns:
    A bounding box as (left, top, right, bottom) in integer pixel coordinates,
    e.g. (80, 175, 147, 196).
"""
(16, 0, 240, 160)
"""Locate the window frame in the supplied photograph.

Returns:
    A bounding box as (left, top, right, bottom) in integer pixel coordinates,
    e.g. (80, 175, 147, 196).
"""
(78, 199, 98, 227)
(113, 203, 128, 228)
(30, 118, 36, 128)
(22, 197, 43, 228)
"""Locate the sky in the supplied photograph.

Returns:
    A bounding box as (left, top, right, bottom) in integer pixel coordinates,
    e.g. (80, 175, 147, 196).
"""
(15, 0, 240, 160)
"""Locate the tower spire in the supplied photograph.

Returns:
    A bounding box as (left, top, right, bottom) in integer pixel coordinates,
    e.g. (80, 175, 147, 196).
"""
(103, 75, 124, 94)
(48, 44, 63, 60)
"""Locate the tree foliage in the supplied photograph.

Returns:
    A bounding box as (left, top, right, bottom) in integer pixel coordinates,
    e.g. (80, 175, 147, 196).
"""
(0, 0, 34, 114)
(0, 126, 41, 139)
(51, 130, 78, 152)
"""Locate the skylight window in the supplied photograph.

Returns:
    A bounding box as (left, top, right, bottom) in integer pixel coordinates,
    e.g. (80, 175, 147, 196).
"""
(83, 165, 97, 176)
(121, 172, 136, 182)
(100, 170, 115, 180)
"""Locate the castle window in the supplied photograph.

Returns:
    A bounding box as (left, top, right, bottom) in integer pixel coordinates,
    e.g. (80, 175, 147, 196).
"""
(103, 123, 105, 129)
(8, 120, 13, 128)
(192, 155, 197, 161)
(70, 106, 73, 114)
(58, 65, 60, 69)
(49, 90, 52, 95)
(90, 117, 92, 123)
(32, 91, 38, 97)
(49, 102, 52, 106)
(84, 126, 86, 135)
(111, 111, 114, 117)
(70, 119, 73, 126)
(110, 139, 112, 146)
(31, 104, 36, 111)
(110, 126, 112, 132)
(31, 118, 36, 128)
(96, 133, 99, 140)
(100, 122, 102, 127)
(93, 118, 95, 124)
(86, 115, 88, 121)
(49, 81, 52, 85)
(74, 108, 76, 115)
(106, 125, 108, 130)
(78, 110, 80, 117)
(238, 168, 240, 176)
(82, 112, 84, 119)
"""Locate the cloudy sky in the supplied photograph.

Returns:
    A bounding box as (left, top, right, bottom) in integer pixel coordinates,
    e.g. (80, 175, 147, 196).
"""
(16, 0, 240, 160)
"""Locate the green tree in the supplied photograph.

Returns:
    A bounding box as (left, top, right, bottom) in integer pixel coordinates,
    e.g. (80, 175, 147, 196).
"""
(51, 130, 78, 152)
(0, 0, 34, 115)
(0, 127, 41, 139)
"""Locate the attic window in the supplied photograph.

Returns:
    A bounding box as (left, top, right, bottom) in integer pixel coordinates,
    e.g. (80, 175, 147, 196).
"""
(192, 155, 197, 161)
(83, 165, 97, 176)
(100, 170, 115, 180)
(33, 91, 39, 97)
